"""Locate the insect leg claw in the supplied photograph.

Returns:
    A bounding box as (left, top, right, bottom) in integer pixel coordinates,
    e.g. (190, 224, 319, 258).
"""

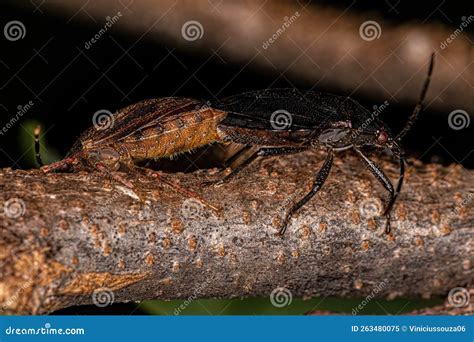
(383, 215, 392, 234)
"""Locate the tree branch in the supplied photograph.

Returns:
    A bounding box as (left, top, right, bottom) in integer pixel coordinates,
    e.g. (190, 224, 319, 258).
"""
(1, 151, 472, 314)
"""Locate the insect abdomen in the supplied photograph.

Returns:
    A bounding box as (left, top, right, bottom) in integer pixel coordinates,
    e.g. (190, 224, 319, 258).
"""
(122, 108, 227, 160)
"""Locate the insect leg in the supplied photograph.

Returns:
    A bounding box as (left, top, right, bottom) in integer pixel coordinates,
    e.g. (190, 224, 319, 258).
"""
(279, 150, 334, 236)
(207, 146, 308, 185)
(40, 157, 78, 173)
(353, 147, 397, 233)
(93, 162, 135, 189)
(396, 53, 435, 142)
(34, 126, 44, 167)
(382, 156, 405, 232)
(133, 166, 222, 216)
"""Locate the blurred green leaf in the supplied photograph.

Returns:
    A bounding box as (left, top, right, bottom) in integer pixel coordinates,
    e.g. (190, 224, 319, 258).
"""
(139, 297, 443, 316)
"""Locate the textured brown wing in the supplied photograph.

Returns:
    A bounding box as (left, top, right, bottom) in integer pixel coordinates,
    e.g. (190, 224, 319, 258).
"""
(80, 97, 204, 148)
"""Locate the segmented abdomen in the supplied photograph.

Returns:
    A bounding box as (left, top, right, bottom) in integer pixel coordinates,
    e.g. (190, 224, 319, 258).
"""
(79, 97, 227, 160)
(120, 106, 227, 160)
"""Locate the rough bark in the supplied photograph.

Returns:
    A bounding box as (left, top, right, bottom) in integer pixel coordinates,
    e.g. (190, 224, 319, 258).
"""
(36, 0, 474, 114)
(308, 299, 474, 315)
(0, 151, 472, 314)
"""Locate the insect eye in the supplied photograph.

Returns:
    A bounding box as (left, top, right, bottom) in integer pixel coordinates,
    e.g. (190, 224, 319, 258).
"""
(377, 131, 389, 144)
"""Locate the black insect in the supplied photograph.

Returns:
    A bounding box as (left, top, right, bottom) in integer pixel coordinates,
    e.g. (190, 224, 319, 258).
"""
(208, 53, 435, 235)
(35, 54, 434, 236)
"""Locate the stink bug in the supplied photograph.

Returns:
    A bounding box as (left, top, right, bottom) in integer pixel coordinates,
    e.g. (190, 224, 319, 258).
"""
(36, 54, 434, 235)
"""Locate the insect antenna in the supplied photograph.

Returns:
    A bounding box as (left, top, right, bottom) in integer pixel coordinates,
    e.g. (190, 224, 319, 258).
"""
(395, 53, 435, 142)
(34, 125, 44, 167)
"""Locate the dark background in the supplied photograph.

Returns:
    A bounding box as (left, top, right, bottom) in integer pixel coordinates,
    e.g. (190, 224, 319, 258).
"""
(0, 0, 472, 170)
(0, 0, 471, 314)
